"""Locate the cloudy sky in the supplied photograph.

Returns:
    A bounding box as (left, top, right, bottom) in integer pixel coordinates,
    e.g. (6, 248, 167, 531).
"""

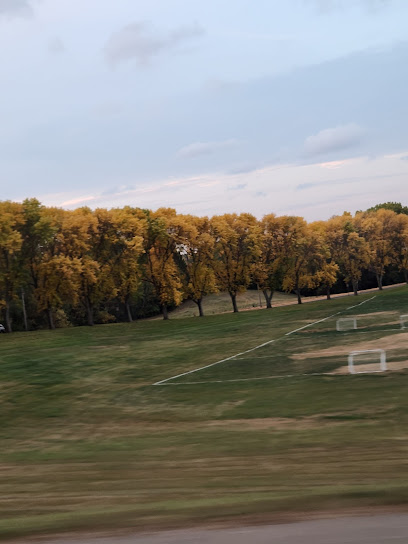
(0, 0, 407, 220)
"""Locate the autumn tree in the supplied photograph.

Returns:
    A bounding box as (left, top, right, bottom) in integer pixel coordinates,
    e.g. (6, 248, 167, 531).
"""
(251, 214, 284, 308)
(210, 213, 261, 312)
(142, 208, 183, 320)
(175, 215, 217, 317)
(57, 208, 118, 326)
(110, 207, 145, 322)
(392, 212, 408, 283)
(0, 201, 24, 332)
(310, 220, 339, 300)
(325, 213, 370, 296)
(276, 216, 327, 304)
(30, 206, 72, 329)
(356, 209, 398, 290)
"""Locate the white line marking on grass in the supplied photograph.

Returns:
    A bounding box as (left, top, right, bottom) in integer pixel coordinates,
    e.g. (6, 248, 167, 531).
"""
(285, 311, 342, 336)
(346, 296, 377, 311)
(153, 295, 377, 386)
(157, 372, 341, 386)
(285, 296, 377, 336)
(153, 339, 275, 385)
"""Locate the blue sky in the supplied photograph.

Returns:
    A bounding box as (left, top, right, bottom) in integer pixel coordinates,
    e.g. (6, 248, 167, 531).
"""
(0, 0, 407, 220)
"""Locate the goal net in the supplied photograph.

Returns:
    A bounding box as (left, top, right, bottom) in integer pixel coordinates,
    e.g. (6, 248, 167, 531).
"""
(336, 317, 357, 331)
(348, 349, 387, 374)
(400, 314, 408, 330)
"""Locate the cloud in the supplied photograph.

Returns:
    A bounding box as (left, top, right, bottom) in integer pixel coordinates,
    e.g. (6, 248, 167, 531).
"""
(0, 0, 33, 18)
(101, 185, 134, 196)
(304, 123, 364, 156)
(104, 21, 205, 67)
(228, 183, 247, 191)
(227, 164, 260, 175)
(42, 150, 408, 221)
(177, 139, 239, 159)
(61, 195, 97, 207)
(48, 37, 65, 54)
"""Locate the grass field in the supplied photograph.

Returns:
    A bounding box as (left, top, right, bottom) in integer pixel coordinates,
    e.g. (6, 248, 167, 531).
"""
(1, 286, 408, 539)
(163, 289, 296, 318)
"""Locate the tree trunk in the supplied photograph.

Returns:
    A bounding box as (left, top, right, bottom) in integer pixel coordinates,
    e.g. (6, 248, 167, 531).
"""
(4, 299, 12, 333)
(296, 288, 302, 305)
(85, 298, 94, 326)
(352, 279, 359, 296)
(404, 268, 408, 284)
(262, 289, 273, 309)
(47, 306, 55, 330)
(162, 304, 169, 320)
(21, 289, 28, 331)
(193, 299, 204, 317)
(376, 273, 383, 291)
(229, 292, 239, 313)
(326, 285, 331, 300)
(125, 301, 133, 322)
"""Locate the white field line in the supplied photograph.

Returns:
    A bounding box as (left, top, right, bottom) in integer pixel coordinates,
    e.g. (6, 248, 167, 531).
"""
(153, 339, 275, 386)
(155, 372, 344, 386)
(285, 296, 377, 336)
(152, 295, 377, 386)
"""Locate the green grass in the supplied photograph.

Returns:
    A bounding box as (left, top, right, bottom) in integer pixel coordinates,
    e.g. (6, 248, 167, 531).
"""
(1, 287, 408, 539)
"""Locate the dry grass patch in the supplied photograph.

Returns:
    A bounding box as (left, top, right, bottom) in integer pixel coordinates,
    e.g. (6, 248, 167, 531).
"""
(291, 332, 408, 361)
(332, 360, 408, 375)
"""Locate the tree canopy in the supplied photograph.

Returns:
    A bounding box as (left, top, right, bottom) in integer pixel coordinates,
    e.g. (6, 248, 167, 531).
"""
(0, 201, 407, 330)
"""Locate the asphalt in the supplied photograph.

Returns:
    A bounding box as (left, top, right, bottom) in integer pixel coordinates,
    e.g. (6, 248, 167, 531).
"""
(30, 514, 408, 544)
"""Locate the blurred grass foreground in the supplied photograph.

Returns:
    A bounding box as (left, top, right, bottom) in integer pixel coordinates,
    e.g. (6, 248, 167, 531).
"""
(1, 286, 408, 539)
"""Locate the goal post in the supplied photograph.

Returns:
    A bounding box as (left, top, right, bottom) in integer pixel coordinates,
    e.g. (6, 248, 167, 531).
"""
(400, 314, 408, 330)
(336, 317, 357, 331)
(348, 349, 387, 374)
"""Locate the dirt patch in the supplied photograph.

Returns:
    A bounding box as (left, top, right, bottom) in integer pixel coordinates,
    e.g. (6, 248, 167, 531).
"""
(332, 360, 408, 375)
(291, 332, 408, 361)
(353, 311, 397, 319)
(207, 416, 352, 430)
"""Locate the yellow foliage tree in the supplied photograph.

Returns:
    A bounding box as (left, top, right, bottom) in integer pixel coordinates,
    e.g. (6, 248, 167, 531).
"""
(175, 215, 217, 317)
(210, 213, 261, 312)
(276, 216, 327, 304)
(325, 213, 370, 296)
(309, 220, 339, 300)
(393, 213, 408, 284)
(110, 207, 146, 322)
(143, 208, 183, 320)
(356, 209, 398, 290)
(251, 214, 285, 308)
(0, 201, 24, 332)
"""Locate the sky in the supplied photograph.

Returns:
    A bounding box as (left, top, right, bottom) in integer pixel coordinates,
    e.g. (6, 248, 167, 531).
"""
(0, 0, 407, 220)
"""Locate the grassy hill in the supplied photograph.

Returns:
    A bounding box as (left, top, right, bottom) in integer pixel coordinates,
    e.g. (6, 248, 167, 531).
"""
(165, 289, 297, 318)
(1, 286, 408, 539)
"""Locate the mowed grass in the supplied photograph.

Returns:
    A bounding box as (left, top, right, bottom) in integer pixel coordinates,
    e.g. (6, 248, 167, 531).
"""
(1, 287, 408, 539)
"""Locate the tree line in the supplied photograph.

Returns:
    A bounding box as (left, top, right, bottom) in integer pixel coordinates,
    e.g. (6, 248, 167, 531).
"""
(0, 199, 407, 332)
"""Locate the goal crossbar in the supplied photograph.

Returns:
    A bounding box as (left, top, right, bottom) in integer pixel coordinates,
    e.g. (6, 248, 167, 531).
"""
(348, 349, 387, 374)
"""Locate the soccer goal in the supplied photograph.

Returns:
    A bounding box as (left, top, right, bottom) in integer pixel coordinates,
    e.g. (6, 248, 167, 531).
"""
(336, 317, 357, 331)
(400, 314, 408, 330)
(348, 349, 387, 374)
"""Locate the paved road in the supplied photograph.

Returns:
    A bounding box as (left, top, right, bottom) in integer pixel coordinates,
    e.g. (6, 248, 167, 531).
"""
(36, 514, 408, 544)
